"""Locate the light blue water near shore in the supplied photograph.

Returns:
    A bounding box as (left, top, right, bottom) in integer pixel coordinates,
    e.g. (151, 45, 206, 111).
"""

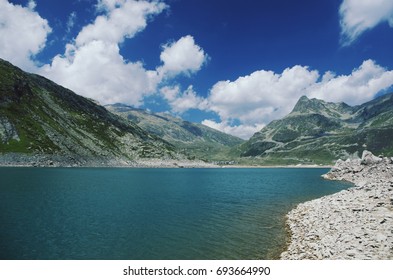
(0, 168, 351, 260)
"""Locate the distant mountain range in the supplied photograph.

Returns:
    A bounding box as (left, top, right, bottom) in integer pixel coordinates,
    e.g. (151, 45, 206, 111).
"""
(1, 58, 392, 166)
(239, 93, 393, 164)
(105, 104, 244, 161)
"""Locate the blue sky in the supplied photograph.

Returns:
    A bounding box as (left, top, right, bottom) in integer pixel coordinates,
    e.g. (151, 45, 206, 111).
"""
(1, 0, 393, 139)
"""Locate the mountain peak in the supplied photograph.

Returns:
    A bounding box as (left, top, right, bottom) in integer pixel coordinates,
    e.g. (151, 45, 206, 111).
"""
(291, 95, 322, 114)
(298, 95, 310, 102)
(290, 95, 353, 118)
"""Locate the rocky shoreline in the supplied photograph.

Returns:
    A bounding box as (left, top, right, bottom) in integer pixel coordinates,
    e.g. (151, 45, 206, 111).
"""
(0, 153, 217, 168)
(0, 153, 331, 169)
(281, 151, 393, 259)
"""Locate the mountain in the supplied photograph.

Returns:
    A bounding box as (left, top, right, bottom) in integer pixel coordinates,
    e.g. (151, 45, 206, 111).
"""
(105, 104, 245, 161)
(240, 94, 393, 165)
(0, 58, 177, 166)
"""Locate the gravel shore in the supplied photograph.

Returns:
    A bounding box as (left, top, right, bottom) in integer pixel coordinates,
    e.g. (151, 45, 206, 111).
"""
(0, 153, 217, 168)
(281, 151, 393, 260)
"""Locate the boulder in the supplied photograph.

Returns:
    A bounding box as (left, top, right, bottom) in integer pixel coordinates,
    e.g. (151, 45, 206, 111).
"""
(361, 150, 382, 165)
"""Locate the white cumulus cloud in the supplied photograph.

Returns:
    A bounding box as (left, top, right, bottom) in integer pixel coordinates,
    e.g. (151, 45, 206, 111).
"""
(158, 35, 209, 78)
(308, 59, 393, 104)
(0, 0, 51, 71)
(160, 85, 207, 113)
(76, 0, 167, 46)
(202, 120, 264, 140)
(340, 0, 393, 46)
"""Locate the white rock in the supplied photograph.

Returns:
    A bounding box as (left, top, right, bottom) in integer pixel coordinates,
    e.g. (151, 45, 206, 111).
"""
(361, 150, 382, 165)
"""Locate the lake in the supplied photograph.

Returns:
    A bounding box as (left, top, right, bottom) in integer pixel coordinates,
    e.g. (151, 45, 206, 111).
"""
(0, 168, 351, 260)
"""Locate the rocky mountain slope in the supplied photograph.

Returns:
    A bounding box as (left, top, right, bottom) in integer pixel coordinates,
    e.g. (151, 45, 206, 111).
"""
(240, 94, 393, 164)
(0, 58, 177, 166)
(105, 104, 244, 161)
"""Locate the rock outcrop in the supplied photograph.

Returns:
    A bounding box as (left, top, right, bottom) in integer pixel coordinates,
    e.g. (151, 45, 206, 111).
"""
(281, 151, 393, 259)
(0, 116, 19, 143)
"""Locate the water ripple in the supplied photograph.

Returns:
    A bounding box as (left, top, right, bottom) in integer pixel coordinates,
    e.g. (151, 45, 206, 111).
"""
(0, 168, 351, 260)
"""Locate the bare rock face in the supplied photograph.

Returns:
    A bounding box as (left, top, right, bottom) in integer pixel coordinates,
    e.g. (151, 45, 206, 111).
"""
(282, 151, 393, 260)
(0, 116, 19, 144)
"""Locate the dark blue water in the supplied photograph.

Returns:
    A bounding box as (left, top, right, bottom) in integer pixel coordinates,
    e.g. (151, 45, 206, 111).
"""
(0, 168, 351, 260)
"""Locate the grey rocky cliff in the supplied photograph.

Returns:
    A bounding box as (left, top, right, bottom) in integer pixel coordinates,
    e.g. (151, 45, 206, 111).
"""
(281, 151, 393, 259)
(0, 116, 19, 143)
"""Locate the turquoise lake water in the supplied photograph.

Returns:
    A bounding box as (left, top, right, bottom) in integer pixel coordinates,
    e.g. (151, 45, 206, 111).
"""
(0, 168, 351, 260)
